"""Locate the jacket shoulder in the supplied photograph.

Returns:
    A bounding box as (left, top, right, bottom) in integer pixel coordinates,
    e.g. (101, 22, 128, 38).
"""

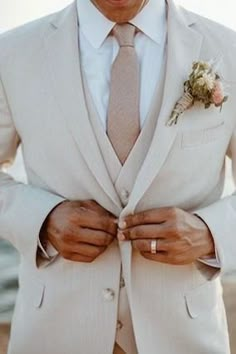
(0, 14, 52, 51)
(182, 7, 236, 45)
(0, 3, 74, 62)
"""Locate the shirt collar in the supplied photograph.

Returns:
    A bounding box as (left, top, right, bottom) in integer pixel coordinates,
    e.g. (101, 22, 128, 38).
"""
(77, 0, 167, 49)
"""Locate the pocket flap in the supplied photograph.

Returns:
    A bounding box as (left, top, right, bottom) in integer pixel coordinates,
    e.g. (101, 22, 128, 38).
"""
(184, 280, 221, 319)
(32, 280, 45, 308)
(22, 276, 45, 308)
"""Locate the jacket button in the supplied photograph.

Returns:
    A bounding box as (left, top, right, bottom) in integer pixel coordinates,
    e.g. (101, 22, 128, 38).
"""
(103, 288, 115, 301)
(121, 189, 129, 205)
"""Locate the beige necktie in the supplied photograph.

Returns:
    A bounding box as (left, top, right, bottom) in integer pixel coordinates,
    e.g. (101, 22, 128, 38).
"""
(107, 23, 140, 164)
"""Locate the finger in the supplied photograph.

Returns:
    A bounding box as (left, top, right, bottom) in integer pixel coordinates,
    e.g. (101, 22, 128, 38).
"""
(78, 228, 115, 246)
(74, 243, 107, 258)
(141, 251, 170, 264)
(80, 200, 114, 217)
(63, 253, 94, 263)
(65, 228, 114, 246)
(132, 239, 170, 252)
(73, 208, 118, 235)
(62, 243, 106, 259)
(141, 252, 192, 265)
(121, 207, 178, 229)
(120, 223, 170, 241)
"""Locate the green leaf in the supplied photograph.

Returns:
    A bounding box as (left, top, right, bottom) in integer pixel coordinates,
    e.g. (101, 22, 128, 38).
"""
(223, 96, 228, 103)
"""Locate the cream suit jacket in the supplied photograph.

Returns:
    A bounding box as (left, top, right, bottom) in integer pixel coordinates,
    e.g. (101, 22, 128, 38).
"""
(0, 1, 236, 353)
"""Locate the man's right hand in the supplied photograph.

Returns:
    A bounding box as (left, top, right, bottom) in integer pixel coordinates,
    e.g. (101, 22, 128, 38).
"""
(40, 200, 118, 263)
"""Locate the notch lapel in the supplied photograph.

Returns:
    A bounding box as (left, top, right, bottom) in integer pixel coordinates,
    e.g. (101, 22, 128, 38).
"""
(42, 3, 121, 210)
(122, 0, 204, 215)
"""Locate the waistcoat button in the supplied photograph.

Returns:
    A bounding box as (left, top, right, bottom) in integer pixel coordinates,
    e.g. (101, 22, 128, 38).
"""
(102, 288, 115, 301)
(121, 189, 129, 205)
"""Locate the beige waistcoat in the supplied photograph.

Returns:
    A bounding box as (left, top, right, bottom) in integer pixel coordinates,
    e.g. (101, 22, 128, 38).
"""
(82, 60, 166, 352)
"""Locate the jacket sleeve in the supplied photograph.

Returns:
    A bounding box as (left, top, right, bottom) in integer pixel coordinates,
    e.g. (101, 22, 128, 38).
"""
(0, 76, 65, 267)
(194, 127, 236, 276)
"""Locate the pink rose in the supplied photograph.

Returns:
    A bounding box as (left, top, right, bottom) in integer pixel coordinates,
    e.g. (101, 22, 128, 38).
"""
(212, 80, 224, 105)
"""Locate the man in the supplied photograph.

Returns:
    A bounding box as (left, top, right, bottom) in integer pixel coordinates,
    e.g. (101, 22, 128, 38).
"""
(0, 0, 235, 353)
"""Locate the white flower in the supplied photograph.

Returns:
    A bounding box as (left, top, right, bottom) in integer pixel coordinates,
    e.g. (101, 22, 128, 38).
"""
(197, 73, 215, 90)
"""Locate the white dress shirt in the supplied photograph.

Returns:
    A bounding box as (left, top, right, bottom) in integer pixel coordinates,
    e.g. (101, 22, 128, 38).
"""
(77, 0, 167, 129)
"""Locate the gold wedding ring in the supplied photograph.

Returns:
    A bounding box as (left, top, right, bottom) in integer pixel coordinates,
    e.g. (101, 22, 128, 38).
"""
(151, 239, 158, 254)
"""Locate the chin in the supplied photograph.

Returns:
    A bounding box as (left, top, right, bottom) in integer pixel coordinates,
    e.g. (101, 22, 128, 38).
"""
(105, 0, 132, 7)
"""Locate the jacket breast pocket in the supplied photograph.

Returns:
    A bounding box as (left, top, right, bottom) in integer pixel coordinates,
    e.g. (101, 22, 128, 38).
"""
(181, 121, 225, 149)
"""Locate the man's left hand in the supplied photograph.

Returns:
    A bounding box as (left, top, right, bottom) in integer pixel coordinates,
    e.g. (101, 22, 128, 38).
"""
(118, 207, 215, 265)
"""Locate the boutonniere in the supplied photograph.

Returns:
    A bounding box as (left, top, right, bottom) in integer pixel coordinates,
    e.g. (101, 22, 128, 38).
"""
(167, 60, 228, 126)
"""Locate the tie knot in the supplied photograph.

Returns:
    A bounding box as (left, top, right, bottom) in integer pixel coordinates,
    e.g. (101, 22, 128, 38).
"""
(113, 23, 136, 47)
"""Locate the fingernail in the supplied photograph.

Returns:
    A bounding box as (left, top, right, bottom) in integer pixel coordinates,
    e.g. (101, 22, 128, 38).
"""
(118, 220, 127, 229)
(113, 219, 119, 224)
(117, 231, 126, 241)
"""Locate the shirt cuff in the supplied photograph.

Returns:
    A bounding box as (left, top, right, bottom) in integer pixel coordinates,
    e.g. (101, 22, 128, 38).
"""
(38, 237, 58, 259)
(198, 247, 221, 268)
(198, 257, 221, 268)
(194, 213, 221, 269)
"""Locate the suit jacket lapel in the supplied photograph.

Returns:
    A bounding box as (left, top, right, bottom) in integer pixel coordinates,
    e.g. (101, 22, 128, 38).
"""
(42, 2, 121, 210)
(123, 0, 204, 215)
